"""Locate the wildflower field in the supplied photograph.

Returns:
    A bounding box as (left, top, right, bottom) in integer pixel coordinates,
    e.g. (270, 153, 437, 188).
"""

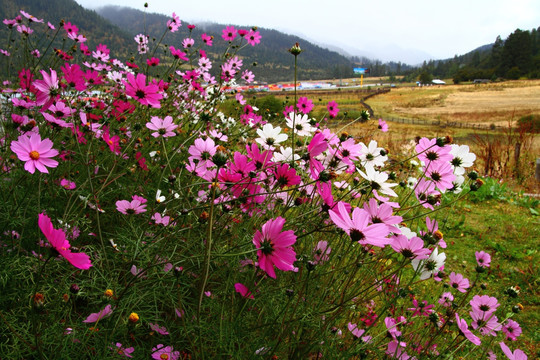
(0, 10, 537, 360)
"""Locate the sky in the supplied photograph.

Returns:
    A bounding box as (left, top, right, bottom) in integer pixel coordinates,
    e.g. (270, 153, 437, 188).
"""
(74, 0, 540, 64)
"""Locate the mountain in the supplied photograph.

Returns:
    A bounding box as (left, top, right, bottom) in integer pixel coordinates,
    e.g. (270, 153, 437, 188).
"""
(95, 5, 355, 83)
(0, 0, 133, 58)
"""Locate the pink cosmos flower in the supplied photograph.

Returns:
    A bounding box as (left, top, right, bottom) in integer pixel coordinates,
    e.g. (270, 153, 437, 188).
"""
(152, 213, 171, 226)
(83, 304, 113, 323)
(455, 313, 481, 346)
(146, 116, 177, 138)
(242, 70, 255, 83)
(102, 126, 121, 155)
(475, 251, 491, 268)
(408, 299, 434, 317)
(347, 322, 365, 338)
(363, 198, 402, 233)
(33, 69, 60, 108)
(499, 342, 528, 360)
(234, 283, 254, 299)
(297, 96, 314, 114)
(201, 33, 213, 46)
(448, 272, 470, 293)
(327, 101, 339, 118)
(123, 73, 162, 108)
(222, 26, 237, 41)
(169, 46, 189, 61)
(378, 118, 388, 132)
(111, 343, 134, 358)
(246, 30, 261, 46)
(386, 340, 410, 360)
(470, 295, 500, 315)
(151, 344, 180, 360)
(416, 137, 453, 164)
(438, 292, 454, 307)
(502, 319, 522, 341)
(39, 213, 92, 270)
(424, 160, 455, 191)
(10, 133, 59, 174)
(329, 201, 390, 247)
(116, 196, 147, 215)
(60, 179, 76, 190)
(313, 240, 331, 264)
(470, 310, 501, 336)
(391, 235, 430, 260)
(252, 217, 297, 279)
(149, 323, 169, 335)
(272, 163, 301, 188)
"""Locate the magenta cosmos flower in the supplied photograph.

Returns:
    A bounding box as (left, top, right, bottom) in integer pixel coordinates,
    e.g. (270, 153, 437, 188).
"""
(502, 319, 522, 341)
(391, 235, 430, 260)
(252, 217, 297, 279)
(234, 283, 254, 299)
(123, 73, 162, 108)
(146, 116, 178, 138)
(11, 133, 59, 174)
(329, 201, 390, 247)
(38, 213, 92, 270)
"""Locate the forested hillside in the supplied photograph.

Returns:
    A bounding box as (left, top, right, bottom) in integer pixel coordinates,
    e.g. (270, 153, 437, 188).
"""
(96, 6, 354, 83)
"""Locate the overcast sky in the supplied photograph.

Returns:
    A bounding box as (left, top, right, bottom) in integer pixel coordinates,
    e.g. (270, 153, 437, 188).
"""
(74, 0, 540, 64)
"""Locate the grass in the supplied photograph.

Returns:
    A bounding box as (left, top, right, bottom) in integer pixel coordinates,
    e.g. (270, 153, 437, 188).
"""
(442, 189, 540, 354)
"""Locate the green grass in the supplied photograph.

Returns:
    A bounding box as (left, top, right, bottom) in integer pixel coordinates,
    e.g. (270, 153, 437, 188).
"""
(442, 186, 539, 353)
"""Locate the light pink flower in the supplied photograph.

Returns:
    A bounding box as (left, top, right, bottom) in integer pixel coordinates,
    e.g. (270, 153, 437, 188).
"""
(475, 251, 491, 268)
(448, 272, 469, 293)
(455, 313, 481, 346)
(146, 116, 177, 138)
(151, 345, 180, 360)
(111, 343, 134, 358)
(502, 319, 522, 341)
(116, 196, 147, 215)
(38, 213, 92, 270)
(83, 304, 113, 323)
(149, 323, 169, 335)
(11, 133, 59, 174)
(499, 342, 528, 360)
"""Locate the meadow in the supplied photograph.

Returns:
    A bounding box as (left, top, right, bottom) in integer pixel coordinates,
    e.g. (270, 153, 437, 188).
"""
(0, 9, 538, 360)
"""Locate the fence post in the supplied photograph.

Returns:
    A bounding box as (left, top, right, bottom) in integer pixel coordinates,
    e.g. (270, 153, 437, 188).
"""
(536, 158, 540, 182)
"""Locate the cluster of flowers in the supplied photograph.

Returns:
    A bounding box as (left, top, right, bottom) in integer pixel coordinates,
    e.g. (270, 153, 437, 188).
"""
(0, 9, 528, 359)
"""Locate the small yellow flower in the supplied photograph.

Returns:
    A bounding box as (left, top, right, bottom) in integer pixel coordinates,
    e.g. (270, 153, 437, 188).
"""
(128, 312, 139, 323)
(104, 289, 114, 297)
(433, 230, 444, 240)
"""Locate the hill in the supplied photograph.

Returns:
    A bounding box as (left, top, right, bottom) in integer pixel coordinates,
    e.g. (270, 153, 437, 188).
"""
(0, 0, 133, 59)
(96, 5, 354, 83)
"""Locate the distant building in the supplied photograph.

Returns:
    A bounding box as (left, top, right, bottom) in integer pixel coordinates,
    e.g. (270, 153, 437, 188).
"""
(432, 79, 446, 85)
(473, 79, 491, 84)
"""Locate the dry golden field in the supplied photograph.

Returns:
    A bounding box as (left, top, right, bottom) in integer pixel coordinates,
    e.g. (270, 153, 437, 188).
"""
(368, 79, 540, 126)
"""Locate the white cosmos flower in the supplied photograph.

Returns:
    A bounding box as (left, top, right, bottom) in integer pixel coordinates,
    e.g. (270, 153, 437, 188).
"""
(412, 247, 446, 280)
(272, 146, 300, 163)
(358, 165, 398, 197)
(450, 144, 476, 175)
(285, 112, 314, 137)
(360, 140, 388, 167)
(255, 123, 288, 150)
(155, 189, 166, 203)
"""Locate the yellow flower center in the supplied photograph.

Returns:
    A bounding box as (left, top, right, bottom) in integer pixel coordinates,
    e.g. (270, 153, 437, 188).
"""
(29, 150, 40, 160)
(128, 312, 139, 323)
(160, 354, 169, 360)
